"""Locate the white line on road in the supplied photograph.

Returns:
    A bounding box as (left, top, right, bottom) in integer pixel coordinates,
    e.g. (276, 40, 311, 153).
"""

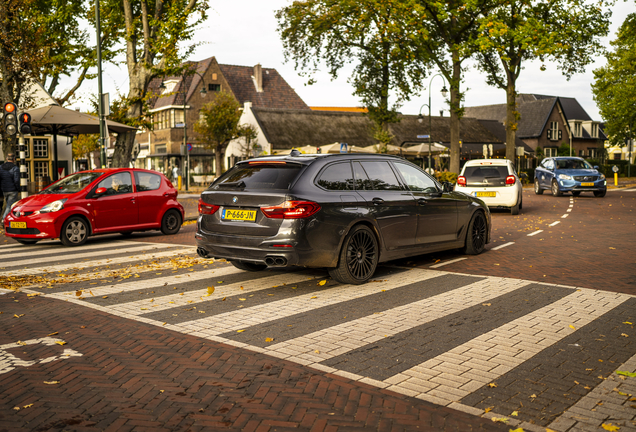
(491, 242, 515, 251)
(549, 221, 560, 227)
(527, 230, 543, 237)
(429, 258, 467, 268)
(567, 208, 572, 212)
(561, 214, 569, 218)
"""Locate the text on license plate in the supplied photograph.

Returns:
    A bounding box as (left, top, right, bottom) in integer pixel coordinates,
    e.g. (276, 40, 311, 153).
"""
(10, 222, 27, 229)
(580, 182, 594, 187)
(222, 208, 257, 222)
(475, 192, 496, 197)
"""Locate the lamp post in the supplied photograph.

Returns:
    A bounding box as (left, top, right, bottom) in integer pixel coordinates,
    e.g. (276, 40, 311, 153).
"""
(160, 70, 207, 191)
(418, 74, 448, 173)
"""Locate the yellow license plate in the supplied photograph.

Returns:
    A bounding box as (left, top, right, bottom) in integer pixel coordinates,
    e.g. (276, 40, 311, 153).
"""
(222, 208, 257, 222)
(580, 182, 594, 187)
(10, 222, 26, 229)
(476, 192, 496, 197)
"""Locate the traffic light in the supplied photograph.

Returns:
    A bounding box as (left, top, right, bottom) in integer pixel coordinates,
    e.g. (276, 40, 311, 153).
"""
(19, 112, 32, 135)
(3, 102, 17, 136)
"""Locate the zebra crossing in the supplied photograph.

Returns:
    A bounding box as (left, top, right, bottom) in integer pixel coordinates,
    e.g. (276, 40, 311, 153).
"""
(1, 240, 635, 431)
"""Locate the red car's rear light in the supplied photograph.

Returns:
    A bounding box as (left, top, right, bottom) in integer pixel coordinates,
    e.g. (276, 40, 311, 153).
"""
(198, 199, 219, 215)
(505, 175, 516, 185)
(457, 176, 466, 187)
(261, 201, 321, 219)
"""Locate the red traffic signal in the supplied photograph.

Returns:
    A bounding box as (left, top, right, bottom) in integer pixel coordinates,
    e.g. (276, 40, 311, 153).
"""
(19, 112, 32, 135)
(3, 102, 18, 136)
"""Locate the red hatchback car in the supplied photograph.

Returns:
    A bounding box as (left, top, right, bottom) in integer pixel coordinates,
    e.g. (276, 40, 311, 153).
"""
(3, 168, 184, 246)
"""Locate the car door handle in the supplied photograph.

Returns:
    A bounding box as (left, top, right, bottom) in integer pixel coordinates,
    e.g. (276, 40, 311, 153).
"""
(417, 198, 427, 206)
(372, 197, 384, 205)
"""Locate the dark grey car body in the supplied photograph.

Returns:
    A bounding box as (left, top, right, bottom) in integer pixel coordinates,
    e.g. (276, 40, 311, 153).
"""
(195, 153, 490, 281)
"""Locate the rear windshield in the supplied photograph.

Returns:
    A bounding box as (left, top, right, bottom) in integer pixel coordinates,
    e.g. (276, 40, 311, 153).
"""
(210, 163, 303, 190)
(41, 172, 104, 194)
(463, 166, 508, 180)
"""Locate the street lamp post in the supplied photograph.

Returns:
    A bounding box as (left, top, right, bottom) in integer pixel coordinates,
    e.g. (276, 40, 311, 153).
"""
(418, 74, 448, 173)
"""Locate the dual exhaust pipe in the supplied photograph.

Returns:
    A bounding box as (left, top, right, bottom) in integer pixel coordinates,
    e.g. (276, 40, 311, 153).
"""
(197, 247, 287, 267)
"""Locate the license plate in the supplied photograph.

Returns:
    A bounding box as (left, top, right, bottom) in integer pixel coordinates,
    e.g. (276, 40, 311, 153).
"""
(10, 222, 26, 229)
(580, 182, 594, 187)
(475, 192, 496, 197)
(222, 208, 257, 222)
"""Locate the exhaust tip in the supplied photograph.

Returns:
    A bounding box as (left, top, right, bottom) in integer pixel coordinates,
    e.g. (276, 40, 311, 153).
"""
(265, 257, 275, 266)
(274, 257, 287, 266)
(197, 247, 209, 258)
(265, 256, 287, 267)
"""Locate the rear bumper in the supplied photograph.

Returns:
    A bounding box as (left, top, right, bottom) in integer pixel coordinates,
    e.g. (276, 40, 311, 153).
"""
(455, 186, 520, 208)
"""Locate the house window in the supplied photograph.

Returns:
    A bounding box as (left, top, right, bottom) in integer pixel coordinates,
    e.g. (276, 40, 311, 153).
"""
(161, 79, 179, 95)
(175, 109, 185, 126)
(155, 144, 167, 154)
(547, 122, 560, 141)
(34, 161, 49, 177)
(208, 84, 221, 92)
(590, 123, 598, 138)
(614, 153, 621, 160)
(212, 73, 217, 80)
(544, 147, 558, 157)
(33, 139, 48, 158)
(574, 122, 582, 137)
(588, 148, 598, 158)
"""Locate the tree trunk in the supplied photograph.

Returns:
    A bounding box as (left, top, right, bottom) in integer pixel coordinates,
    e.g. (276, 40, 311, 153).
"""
(214, 144, 226, 176)
(449, 52, 462, 174)
(505, 76, 517, 162)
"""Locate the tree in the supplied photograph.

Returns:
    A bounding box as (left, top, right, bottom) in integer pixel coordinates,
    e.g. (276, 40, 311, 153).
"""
(100, 0, 208, 167)
(236, 124, 259, 158)
(276, 0, 430, 148)
(592, 11, 636, 147)
(193, 91, 242, 175)
(474, 0, 611, 161)
(72, 134, 100, 161)
(414, 0, 495, 173)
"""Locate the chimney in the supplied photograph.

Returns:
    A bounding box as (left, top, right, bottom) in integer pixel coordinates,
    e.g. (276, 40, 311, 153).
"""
(253, 64, 263, 93)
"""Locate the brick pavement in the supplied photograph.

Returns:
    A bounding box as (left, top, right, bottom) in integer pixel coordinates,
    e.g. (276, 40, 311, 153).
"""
(0, 291, 506, 432)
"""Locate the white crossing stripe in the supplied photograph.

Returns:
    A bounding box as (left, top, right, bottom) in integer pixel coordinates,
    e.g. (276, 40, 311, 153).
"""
(0, 240, 144, 259)
(549, 221, 560, 227)
(429, 258, 467, 268)
(527, 230, 543, 237)
(490, 242, 514, 251)
(561, 214, 569, 218)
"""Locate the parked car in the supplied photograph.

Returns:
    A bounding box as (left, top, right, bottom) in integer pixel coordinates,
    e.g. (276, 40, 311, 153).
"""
(195, 152, 491, 284)
(455, 159, 523, 215)
(534, 157, 606, 197)
(3, 168, 184, 246)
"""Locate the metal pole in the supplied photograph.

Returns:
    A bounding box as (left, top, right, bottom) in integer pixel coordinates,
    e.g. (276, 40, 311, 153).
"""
(184, 75, 189, 191)
(95, 0, 106, 168)
(18, 134, 27, 199)
(428, 91, 432, 173)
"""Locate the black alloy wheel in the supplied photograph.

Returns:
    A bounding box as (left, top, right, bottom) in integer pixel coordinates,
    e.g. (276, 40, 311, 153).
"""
(60, 216, 89, 246)
(534, 179, 543, 195)
(464, 211, 487, 255)
(551, 180, 563, 197)
(231, 260, 267, 272)
(329, 225, 378, 285)
(161, 209, 182, 235)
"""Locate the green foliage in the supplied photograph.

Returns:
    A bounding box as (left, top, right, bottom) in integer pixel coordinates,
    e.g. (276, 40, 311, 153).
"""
(435, 171, 458, 184)
(276, 0, 430, 133)
(558, 143, 573, 156)
(73, 134, 99, 160)
(592, 12, 636, 146)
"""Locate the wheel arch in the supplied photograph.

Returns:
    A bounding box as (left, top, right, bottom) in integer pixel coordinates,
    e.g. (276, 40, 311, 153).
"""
(332, 218, 384, 268)
(61, 213, 93, 236)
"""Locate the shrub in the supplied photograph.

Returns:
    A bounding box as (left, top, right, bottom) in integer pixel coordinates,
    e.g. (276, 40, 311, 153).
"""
(435, 171, 458, 184)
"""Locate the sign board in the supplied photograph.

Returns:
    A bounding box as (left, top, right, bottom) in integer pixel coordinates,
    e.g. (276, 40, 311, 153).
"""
(187, 143, 193, 152)
(612, 165, 619, 173)
(340, 142, 348, 153)
(176, 122, 185, 128)
(417, 135, 430, 139)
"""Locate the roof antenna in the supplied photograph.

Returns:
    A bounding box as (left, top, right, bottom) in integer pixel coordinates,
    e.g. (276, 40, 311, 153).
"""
(290, 149, 301, 157)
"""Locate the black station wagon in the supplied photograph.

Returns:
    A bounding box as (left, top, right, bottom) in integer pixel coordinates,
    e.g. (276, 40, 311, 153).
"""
(195, 152, 491, 284)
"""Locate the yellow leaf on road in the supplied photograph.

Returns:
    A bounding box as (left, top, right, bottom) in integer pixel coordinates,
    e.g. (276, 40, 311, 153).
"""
(55, 341, 66, 346)
(75, 290, 82, 296)
(509, 428, 523, 432)
(237, 330, 245, 333)
(265, 338, 274, 342)
(23, 404, 33, 409)
(624, 322, 633, 325)
(621, 333, 629, 337)
(207, 286, 215, 295)
(482, 303, 491, 306)
(484, 406, 494, 413)
(488, 383, 497, 388)
(602, 423, 621, 431)
(569, 325, 576, 330)
(102, 296, 108, 299)
(222, 297, 226, 301)
(315, 350, 320, 353)
(490, 417, 508, 424)
(239, 298, 246, 301)
(310, 296, 318, 299)
(318, 280, 327, 286)
(510, 410, 519, 416)
(43, 381, 59, 385)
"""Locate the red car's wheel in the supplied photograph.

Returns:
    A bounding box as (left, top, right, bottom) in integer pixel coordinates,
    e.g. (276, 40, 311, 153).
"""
(60, 216, 89, 246)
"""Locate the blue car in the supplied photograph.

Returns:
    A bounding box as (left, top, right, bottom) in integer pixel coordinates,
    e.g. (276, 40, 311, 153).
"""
(534, 157, 607, 197)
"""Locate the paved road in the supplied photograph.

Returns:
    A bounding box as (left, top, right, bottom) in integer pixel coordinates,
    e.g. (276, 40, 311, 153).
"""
(1, 187, 635, 431)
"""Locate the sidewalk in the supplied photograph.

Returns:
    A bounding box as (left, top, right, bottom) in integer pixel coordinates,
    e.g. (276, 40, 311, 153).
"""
(607, 176, 636, 189)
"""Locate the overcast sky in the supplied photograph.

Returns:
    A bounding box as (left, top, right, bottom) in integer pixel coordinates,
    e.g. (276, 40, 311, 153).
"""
(75, 0, 635, 121)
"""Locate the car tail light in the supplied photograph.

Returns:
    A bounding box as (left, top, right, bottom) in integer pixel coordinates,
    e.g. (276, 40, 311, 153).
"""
(457, 176, 466, 187)
(198, 199, 219, 215)
(261, 200, 321, 219)
(505, 175, 516, 185)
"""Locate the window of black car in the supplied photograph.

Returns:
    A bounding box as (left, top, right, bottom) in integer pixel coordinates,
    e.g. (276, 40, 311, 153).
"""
(359, 161, 403, 190)
(393, 162, 438, 193)
(463, 165, 509, 180)
(211, 164, 303, 190)
(41, 172, 103, 194)
(134, 172, 162, 192)
(352, 162, 372, 190)
(316, 162, 354, 190)
(555, 159, 592, 170)
(97, 172, 133, 195)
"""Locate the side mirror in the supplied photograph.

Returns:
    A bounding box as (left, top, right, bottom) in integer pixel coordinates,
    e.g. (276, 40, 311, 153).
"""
(442, 181, 453, 193)
(593, 165, 599, 170)
(94, 187, 107, 196)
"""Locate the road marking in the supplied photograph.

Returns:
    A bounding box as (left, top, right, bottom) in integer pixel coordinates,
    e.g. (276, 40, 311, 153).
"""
(549, 221, 560, 227)
(429, 258, 467, 268)
(491, 242, 514, 250)
(561, 214, 569, 218)
(0, 337, 83, 375)
(0, 240, 144, 260)
(527, 230, 543, 237)
(567, 208, 572, 212)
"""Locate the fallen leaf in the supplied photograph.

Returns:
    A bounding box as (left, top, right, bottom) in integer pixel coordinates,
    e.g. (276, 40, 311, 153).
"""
(530, 394, 537, 399)
(43, 381, 59, 385)
(207, 286, 215, 295)
(310, 296, 318, 299)
(239, 298, 246, 301)
(484, 406, 494, 413)
(160, 390, 164, 393)
(601, 423, 621, 431)
(569, 325, 576, 330)
(488, 383, 497, 388)
(75, 290, 82, 296)
(237, 330, 245, 333)
(509, 428, 523, 432)
(55, 341, 66, 346)
(617, 391, 632, 396)
(140, 308, 148, 310)
(574, 381, 579, 385)
(617, 371, 636, 378)
(265, 338, 274, 342)
(102, 296, 108, 299)
(48, 332, 58, 336)
(13, 314, 24, 318)
(23, 404, 33, 408)
(624, 321, 633, 325)
(318, 280, 327, 286)
(314, 350, 320, 354)
(490, 417, 508, 424)
(510, 411, 519, 416)
(621, 333, 629, 337)
(13, 407, 20, 411)
(482, 303, 491, 306)
(222, 297, 226, 301)
(609, 247, 616, 250)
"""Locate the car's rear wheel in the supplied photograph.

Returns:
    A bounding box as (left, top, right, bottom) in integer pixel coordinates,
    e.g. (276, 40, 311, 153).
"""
(161, 209, 182, 235)
(572, 191, 581, 197)
(60, 217, 89, 246)
(594, 190, 606, 198)
(511, 197, 521, 215)
(463, 211, 487, 255)
(534, 179, 543, 195)
(16, 239, 38, 245)
(551, 180, 562, 197)
(329, 225, 378, 285)
(231, 260, 267, 272)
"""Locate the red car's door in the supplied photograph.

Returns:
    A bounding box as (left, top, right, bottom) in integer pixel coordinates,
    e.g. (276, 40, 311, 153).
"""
(133, 171, 167, 225)
(91, 171, 138, 230)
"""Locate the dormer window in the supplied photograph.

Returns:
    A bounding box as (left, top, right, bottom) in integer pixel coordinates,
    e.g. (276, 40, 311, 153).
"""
(574, 122, 582, 137)
(591, 123, 598, 138)
(161, 79, 180, 95)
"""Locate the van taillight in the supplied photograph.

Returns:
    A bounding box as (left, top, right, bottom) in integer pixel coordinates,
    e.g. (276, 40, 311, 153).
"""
(457, 176, 466, 186)
(198, 199, 219, 215)
(261, 201, 321, 219)
(505, 175, 516, 185)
